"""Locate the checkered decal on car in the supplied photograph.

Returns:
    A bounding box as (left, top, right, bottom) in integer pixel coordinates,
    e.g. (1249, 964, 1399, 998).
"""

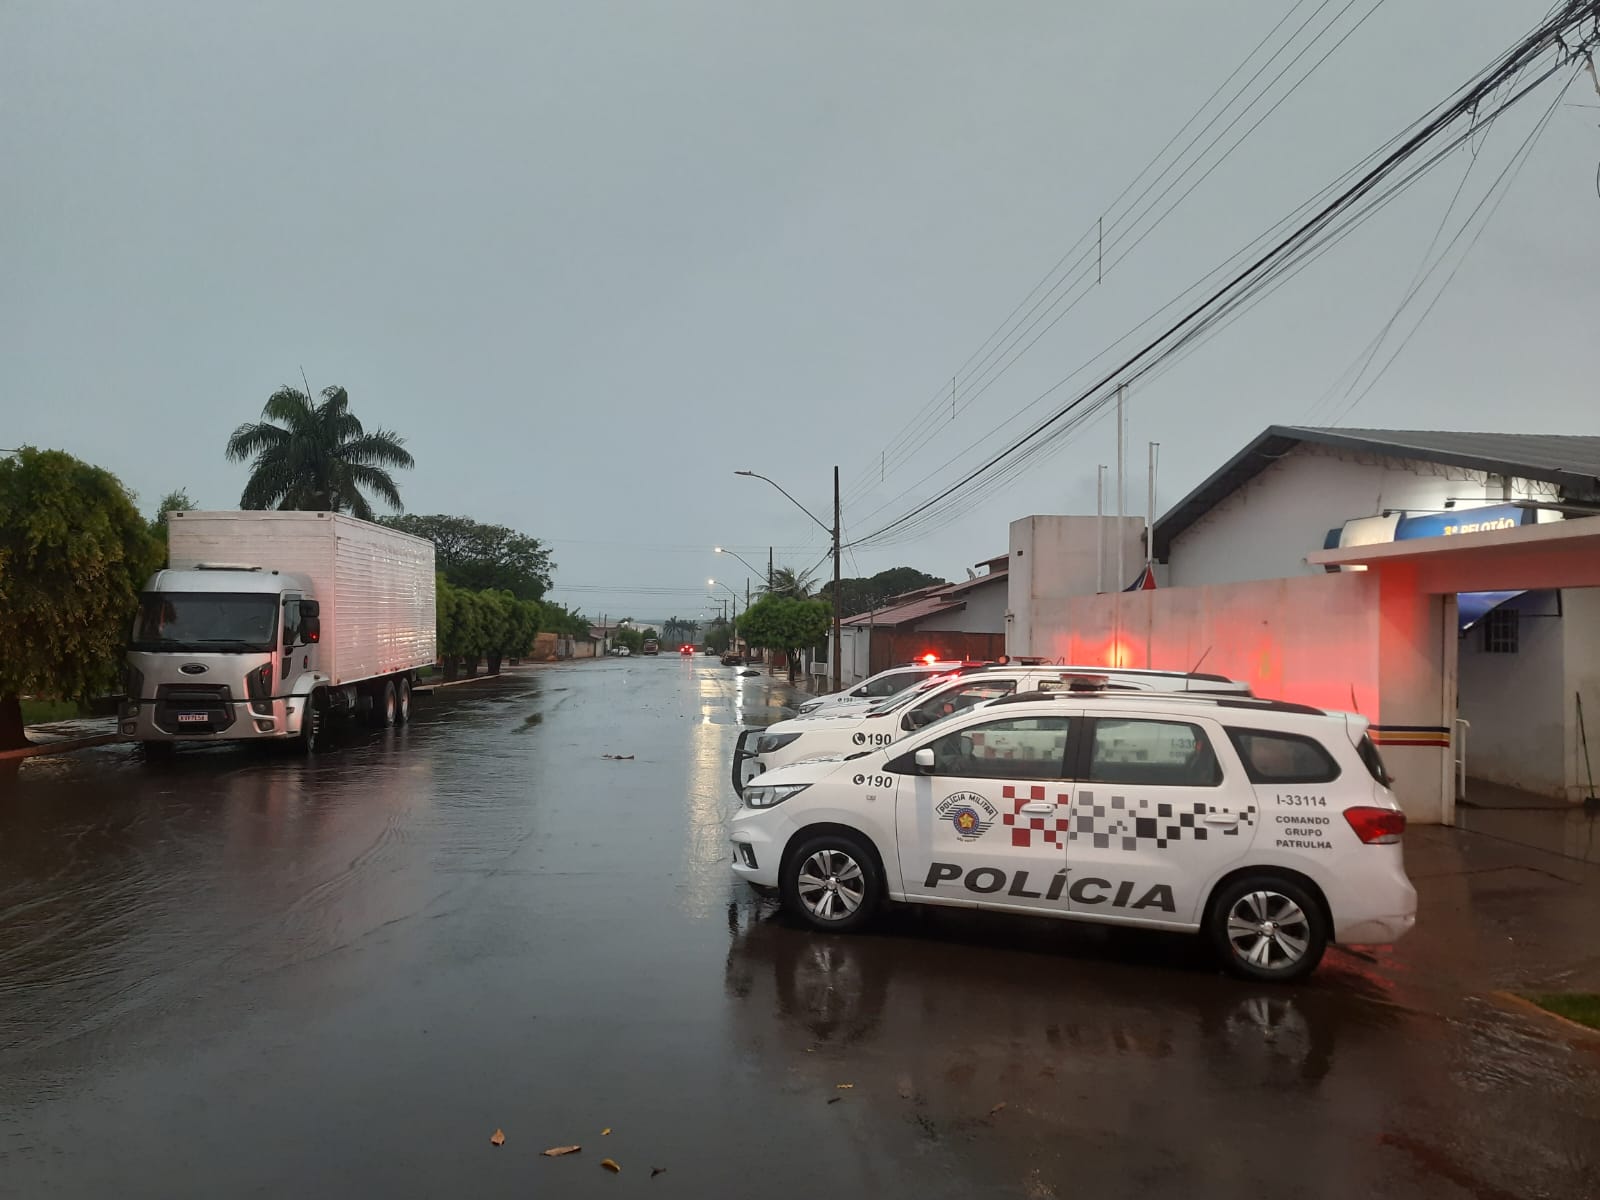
(1067, 790, 1256, 852)
(999, 785, 1072, 848)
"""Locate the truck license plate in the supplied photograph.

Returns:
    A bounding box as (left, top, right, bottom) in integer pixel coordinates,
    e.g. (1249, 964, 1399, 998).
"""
(177, 712, 209, 724)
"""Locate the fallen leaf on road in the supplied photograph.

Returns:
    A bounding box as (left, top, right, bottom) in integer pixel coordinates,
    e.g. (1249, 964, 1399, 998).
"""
(602, 753, 635, 760)
(827, 1097, 842, 1105)
(601, 1127, 612, 1136)
(490, 1129, 506, 1147)
(651, 1167, 667, 1178)
(989, 1102, 1007, 1116)
(836, 1083, 853, 1089)
(542, 1145, 582, 1157)
(601, 1158, 621, 1173)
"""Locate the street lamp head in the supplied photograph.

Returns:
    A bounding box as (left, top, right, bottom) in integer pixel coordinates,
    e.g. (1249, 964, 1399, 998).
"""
(734, 470, 755, 477)
(714, 546, 724, 554)
(708, 578, 716, 587)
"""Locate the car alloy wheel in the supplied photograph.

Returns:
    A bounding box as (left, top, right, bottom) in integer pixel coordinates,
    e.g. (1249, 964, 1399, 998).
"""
(796, 848, 867, 922)
(1208, 875, 1327, 982)
(782, 834, 879, 932)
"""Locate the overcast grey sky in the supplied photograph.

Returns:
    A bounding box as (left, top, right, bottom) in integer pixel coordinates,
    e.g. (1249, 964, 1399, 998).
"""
(4, 1, 1596, 624)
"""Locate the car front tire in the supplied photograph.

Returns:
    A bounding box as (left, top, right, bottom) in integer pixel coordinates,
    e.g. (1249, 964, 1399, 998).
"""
(781, 833, 881, 933)
(1207, 874, 1328, 983)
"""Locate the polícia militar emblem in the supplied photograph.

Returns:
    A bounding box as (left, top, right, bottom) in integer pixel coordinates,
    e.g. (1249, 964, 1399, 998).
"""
(936, 791, 998, 842)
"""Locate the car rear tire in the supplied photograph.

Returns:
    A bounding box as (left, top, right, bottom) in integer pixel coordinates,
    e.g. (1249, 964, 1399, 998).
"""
(1207, 874, 1328, 983)
(781, 833, 880, 933)
(394, 677, 412, 725)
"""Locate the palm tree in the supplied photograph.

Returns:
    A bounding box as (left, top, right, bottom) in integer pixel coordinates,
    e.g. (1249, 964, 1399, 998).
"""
(225, 385, 414, 519)
(763, 565, 818, 600)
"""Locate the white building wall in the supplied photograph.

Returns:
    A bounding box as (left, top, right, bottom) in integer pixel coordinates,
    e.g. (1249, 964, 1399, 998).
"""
(1165, 443, 1559, 587)
(1008, 516, 1146, 656)
(1458, 593, 1566, 797)
(1561, 588, 1600, 802)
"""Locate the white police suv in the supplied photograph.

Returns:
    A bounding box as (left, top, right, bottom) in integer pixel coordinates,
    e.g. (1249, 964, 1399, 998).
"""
(734, 667, 1252, 793)
(729, 689, 1416, 981)
(793, 660, 982, 718)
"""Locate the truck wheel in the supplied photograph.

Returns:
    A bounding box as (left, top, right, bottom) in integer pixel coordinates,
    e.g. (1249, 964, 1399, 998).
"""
(1206, 874, 1328, 983)
(394, 677, 412, 725)
(781, 833, 880, 933)
(296, 693, 325, 754)
(370, 680, 398, 728)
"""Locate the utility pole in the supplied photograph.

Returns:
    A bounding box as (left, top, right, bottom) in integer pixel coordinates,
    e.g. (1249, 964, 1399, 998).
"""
(1115, 385, 1126, 594)
(1096, 465, 1106, 594)
(833, 465, 843, 693)
(1146, 442, 1159, 572)
(768, 546, 773, 591)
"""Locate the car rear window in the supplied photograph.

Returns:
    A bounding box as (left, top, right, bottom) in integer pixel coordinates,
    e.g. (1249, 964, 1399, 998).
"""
(1357, 734, 1392, 785)
(1226, 728, 1341, 784)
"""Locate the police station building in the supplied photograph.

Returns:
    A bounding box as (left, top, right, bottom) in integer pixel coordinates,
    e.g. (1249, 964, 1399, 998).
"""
(1006, 426, 1600, 824)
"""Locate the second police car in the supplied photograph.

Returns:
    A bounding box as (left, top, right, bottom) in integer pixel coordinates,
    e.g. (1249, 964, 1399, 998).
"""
(729, 687, 1416, 982)
(733, 665, 1253, 792)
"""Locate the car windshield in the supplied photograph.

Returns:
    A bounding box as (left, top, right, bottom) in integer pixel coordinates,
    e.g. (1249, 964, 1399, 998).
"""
(132, 592, 279, 653)
(866, 673, 955, 717)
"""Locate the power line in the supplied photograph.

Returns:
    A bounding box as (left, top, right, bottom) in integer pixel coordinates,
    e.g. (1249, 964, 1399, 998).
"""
(843, 8, 1595, 549)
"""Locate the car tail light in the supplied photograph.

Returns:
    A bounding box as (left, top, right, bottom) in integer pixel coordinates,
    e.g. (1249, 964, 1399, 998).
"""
(1343, 806, 1405, 845)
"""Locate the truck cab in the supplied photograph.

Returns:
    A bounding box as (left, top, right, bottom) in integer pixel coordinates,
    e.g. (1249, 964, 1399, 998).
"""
(121, 566, 323, 748)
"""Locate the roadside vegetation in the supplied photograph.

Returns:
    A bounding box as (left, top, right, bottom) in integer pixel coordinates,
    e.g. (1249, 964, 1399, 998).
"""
(1526, 992, 1600, 1030)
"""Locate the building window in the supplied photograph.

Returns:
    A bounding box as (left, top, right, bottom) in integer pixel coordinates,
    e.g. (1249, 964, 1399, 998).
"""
(1482, 608, 1519, 654)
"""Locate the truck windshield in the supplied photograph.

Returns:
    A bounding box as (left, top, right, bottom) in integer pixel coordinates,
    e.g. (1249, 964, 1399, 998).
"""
(132, 593, 279, 653)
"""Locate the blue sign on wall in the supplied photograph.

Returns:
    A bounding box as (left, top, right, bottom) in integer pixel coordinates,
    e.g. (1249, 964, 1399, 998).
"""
(1393, 503, 1532, 541)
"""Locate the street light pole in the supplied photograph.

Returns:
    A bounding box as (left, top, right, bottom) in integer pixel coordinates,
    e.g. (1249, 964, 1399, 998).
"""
(832, 466, 842, 693)
(733, 467, 843, 693)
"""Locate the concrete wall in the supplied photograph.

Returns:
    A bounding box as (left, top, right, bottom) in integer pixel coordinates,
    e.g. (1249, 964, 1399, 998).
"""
(1165, 443, 1561, 587)
(1459, 592, 1566, 796)
(1020, 570, 1455, 823)
(1008, 515, 1146, 656)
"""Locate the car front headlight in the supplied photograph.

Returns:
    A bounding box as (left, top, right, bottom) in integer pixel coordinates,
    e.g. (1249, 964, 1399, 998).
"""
(798, 701, 821, 714)
(743, 782, 811, 809)
(756, 731, 803, 754)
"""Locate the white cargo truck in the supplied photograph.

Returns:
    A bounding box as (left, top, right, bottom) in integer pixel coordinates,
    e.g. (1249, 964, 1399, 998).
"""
(121, 510, 436, 755)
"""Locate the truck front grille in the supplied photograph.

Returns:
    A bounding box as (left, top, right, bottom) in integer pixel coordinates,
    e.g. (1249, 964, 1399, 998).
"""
(152, 683, 238, 735)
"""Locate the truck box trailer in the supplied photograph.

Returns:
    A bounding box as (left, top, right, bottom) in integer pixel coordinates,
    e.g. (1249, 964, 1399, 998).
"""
(121, 510, 436, 754)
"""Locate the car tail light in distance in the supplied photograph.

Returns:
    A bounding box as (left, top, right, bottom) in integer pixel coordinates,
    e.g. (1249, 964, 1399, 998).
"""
(1343, 806, 1405, 844)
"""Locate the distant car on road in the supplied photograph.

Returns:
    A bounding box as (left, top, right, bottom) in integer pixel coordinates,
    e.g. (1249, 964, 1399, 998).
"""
(610, 646, 632, 657)
(679, 644, 695, 656)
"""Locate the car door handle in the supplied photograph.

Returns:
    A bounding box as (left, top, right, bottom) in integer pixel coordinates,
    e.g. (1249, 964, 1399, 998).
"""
(1020, 802, 1055, 815)
(1203, 812, 1239, 824)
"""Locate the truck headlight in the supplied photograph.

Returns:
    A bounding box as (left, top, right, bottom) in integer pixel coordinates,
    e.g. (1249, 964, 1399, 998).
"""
(756, 731, 802, 754)
(743, 782, 810, 809)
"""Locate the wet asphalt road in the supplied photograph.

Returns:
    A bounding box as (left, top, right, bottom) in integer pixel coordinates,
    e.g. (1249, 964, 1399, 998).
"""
(2, 658, 1598, 1199)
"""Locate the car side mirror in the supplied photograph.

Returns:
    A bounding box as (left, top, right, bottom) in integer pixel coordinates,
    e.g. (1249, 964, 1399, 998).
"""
(914, 748, 935, 770)
(300, 600, 320, 618)
(302, 616, 321, 644)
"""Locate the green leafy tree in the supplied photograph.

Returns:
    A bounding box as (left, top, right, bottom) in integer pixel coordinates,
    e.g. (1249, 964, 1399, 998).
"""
(380, 514, 552, 601)
(0, 449, 163, 749)
(763, 565, 819, 600)
(738, 595, 831, 683)
(613, 625, 646, 654)
(540, 601, 590, 637)
(146, 488, 198, 556)
(704, 618, 732, 654)
(437, 577, 487, 679)
(818, 567, 947, 617)
(225, 385, 413, 519)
